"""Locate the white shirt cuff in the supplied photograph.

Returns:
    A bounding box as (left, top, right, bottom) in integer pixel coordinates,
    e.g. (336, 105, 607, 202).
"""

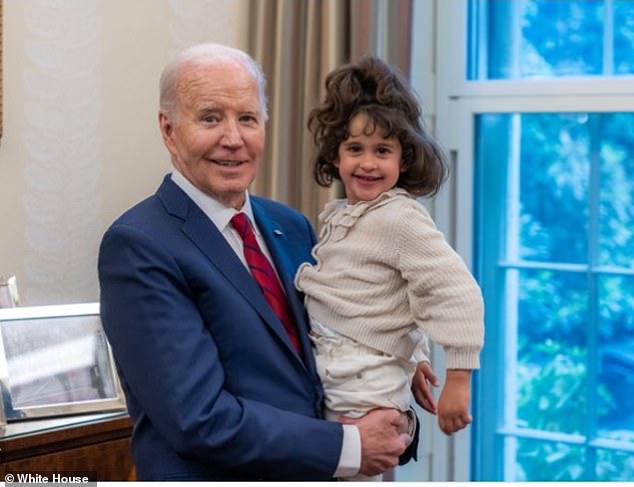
(334, 424, 361, 478)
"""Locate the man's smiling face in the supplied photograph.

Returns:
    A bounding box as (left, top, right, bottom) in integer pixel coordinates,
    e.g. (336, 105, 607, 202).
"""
(159, 60, 265, 210)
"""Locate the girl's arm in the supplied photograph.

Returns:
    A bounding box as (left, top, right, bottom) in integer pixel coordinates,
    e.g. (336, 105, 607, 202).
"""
(437, 369, 473, 435)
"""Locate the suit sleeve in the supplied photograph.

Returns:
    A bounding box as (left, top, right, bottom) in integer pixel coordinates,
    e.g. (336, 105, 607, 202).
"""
(98, 222, 342, 480)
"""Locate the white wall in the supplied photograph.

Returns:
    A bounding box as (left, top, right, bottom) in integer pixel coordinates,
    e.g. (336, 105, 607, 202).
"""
(0, 0, 248, 305)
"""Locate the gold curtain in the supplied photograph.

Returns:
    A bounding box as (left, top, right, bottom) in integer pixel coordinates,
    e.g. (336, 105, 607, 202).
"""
(350, 0, 413, 76)
(248, 0, 414, 226)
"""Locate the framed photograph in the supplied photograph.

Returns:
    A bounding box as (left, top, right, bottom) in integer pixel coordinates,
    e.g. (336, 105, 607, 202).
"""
(0, 276, 21, 308)
(0, 303, 126, 421)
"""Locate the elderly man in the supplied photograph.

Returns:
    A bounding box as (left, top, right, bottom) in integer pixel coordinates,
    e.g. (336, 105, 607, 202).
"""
(98, 43, 421, 481)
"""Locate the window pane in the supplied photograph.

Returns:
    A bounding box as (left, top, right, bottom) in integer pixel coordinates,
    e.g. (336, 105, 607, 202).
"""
(475, 110, 634, 481)
(518, 114, 589, 263)
(598, 275, 634, 443)
(596, 448, 634, 480)
(520, 0, 603, 77)
(469, 0, 634, 79)
(615, 0, 634, 74)
(599, 113, 634, 268)
(508, 437, 586, 481)
(515, 269, 588, 434)
(480, 112, 634, 266)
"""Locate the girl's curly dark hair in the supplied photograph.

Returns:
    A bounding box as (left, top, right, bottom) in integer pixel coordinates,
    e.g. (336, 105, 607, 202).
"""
(308, 56, 447, 197)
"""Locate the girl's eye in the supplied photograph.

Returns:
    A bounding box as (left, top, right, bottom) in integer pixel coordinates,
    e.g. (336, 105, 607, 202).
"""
(347, 145, 362, 152)
(377, 147, 391, 155)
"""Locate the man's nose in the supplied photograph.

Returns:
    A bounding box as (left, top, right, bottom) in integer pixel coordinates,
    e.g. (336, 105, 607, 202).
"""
(221, 119, 244, 148)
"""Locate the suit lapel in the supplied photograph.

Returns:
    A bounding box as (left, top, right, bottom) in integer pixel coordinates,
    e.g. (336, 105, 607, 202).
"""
(156, 177, 307, 367)
(252, 201, 315, 372)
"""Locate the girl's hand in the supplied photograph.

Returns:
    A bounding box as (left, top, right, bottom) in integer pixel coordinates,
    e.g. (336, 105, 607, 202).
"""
(437, 369, 472, 435)
(411, 361, 440, 414)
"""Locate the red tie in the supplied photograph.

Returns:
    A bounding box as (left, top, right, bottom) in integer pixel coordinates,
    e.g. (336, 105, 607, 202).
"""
(231, 213, 302, 355)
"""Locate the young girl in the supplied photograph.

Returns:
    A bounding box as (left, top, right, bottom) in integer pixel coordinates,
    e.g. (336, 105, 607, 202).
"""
(295, 57, 484, 479)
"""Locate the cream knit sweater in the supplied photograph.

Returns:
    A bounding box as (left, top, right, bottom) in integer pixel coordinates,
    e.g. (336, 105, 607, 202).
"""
(295, 188, 484, 369)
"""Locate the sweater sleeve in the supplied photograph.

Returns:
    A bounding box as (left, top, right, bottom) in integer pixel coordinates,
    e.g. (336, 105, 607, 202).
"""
(395, 204, 484, 369)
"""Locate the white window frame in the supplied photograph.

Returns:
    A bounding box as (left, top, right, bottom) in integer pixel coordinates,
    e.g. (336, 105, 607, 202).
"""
(432, 0, 634, 481)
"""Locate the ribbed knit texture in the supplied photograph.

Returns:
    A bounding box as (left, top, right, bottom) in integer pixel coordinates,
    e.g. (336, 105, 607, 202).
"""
(295, 189, 484, 369)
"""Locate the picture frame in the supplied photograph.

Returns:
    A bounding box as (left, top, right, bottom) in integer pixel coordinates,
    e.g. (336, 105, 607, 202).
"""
(0, 303, 126, 421)
(0, 276, 21, 308)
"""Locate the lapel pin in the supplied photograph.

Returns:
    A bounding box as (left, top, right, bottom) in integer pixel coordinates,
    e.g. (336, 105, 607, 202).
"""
(273, 229, 284, 236)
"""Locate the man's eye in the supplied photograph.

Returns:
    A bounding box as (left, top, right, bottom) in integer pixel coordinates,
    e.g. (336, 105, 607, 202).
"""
(203, 115, 219, 123)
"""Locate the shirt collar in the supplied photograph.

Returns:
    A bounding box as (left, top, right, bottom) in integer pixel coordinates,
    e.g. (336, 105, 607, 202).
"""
(170, 170, 257, 233)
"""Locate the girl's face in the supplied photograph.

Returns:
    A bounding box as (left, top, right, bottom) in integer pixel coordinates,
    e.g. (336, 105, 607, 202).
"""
(336, 113, 404, 204)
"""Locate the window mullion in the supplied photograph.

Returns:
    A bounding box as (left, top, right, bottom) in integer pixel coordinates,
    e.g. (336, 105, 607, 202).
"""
(604, 0, 615, 74)
(584, 113, 604, 480)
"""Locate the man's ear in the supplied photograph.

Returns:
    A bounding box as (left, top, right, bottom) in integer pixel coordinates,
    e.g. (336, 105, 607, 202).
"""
(159, 112, 172, 139)
(159, 112, 177, 154)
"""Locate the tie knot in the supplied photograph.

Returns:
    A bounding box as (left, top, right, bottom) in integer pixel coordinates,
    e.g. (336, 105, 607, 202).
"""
(231, 212, 252, 241)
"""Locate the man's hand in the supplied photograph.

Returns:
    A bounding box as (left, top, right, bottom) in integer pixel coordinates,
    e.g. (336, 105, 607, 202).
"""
(339, 408, 411, 476)
(437, 369, 472, 435)
(412, 361, 440, 414)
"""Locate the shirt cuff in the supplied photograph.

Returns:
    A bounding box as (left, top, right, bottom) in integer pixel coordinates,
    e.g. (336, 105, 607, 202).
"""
(334, 424, 361, 478)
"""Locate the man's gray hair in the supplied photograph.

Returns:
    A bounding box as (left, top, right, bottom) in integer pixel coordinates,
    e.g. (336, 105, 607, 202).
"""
(159, 43, 268, 121)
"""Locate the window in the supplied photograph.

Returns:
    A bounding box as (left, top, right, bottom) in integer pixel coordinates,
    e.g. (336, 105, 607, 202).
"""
(475, 111, 634, 480)
(469, 0, 634, 79)
(436, 0, 634, 481)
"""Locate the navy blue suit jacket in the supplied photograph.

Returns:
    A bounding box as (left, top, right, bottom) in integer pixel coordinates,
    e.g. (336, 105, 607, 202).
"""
(98, 175, 342, 480)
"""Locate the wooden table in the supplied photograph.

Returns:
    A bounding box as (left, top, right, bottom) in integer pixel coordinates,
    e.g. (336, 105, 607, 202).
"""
(0, 412, 134, 481)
